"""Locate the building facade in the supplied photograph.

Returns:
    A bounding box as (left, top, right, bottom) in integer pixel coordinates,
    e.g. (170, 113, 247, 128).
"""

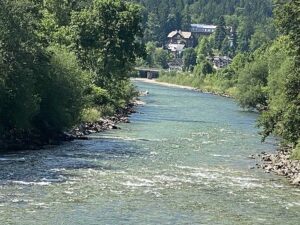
(190, 24, 217, 38)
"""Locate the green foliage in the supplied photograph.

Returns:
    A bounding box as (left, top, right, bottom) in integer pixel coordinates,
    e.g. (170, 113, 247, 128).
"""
(258, 36, 300, 145)
(214, 16, 227, 50)
(144, 42, 157, 67)
(221, 37, 232, 56)
(136, 41, 171, 69)
(0, 0, 144, 145)
(71, 0, 145, 87)
(144, 13, 160, 42)
(196, 37, 213, 57)
(257, 1, 300, 147)
(154, 48, 169, 69)
(249, 20, 277, 52)
(0, 0, 45, 132)
(194, 59, 214, 79)
(291, 143, 300, 160)
(275, 0, 300, 56)
(84, 85, 110, 107)
(236, 56, 269, 109)
(33, 46, 88, 135)
(81, 108, 101, 123)
(183, 48, 197, 71)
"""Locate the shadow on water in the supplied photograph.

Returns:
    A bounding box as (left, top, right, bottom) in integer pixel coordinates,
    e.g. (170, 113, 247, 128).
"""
(0, 138, 141, 185)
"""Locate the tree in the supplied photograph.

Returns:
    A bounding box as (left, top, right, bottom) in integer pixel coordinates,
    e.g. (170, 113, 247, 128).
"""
(194, 51, 214, 79)
(181, 6, 191, 31)
(221, 37, 232, 56)
(238, 20, 254, 52)
(0, 0, 44, 132)
(214, 16, 227, 50)
(249, 20, 277, 52)
(144, 13, 160, 42)
(0, 0, 88, 140)
(230, 25, 238, 54)
(183, 48, 197, 71)
(154, 48, 169, 69)
(144, 42, 156, 67)
(71, 0, 145, 88)
(196, 37, 213, 57)
(236, 54, 269, 110)
(258, 1, 300, 147)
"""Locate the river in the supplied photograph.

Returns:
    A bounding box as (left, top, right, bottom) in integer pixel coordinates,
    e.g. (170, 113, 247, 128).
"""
(0, 81, 299, 224)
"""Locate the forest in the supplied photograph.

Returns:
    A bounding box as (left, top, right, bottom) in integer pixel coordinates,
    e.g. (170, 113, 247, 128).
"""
(0, 0, 144, 148)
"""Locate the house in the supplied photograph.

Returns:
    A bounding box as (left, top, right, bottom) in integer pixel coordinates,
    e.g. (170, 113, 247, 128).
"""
(212, 56, 232, 69)
(167, 30, 195, 47)
(167, 30, 195, 58)
(190, 24, 217, 38)
(167, 43, 185, 58)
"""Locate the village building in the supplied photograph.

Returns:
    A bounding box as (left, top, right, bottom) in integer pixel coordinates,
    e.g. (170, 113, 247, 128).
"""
(167, 58, 183, 71)
(167, 30, 195, 47)
(211, 56, 232, 69)
(190, 24, 217, 38)
(167, 30, 195, 58)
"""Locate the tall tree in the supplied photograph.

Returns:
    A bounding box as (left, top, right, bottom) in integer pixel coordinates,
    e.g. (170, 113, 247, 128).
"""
(71, 0, 145, 88)
(183, 48, 197, 71)
(258, 0, 300, 146)
(214, 16, 227, 50)
(144, 13, 160, 42)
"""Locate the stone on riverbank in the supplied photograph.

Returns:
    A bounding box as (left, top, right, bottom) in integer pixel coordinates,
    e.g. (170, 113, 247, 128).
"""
(69, 99, 140, 139)
(260, 148, 300, 186)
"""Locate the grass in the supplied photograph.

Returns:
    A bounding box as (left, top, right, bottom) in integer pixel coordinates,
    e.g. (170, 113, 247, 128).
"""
(291, 144, 300, 160)
(157, 71, 238, 97)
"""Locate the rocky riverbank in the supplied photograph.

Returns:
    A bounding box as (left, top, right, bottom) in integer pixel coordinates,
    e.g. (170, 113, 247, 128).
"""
(68, 100, 139, 139)
(0, 99, 142, 151)
(259, 147, 300, 186)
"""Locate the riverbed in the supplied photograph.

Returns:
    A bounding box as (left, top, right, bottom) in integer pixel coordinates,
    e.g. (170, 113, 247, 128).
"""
(0, 81, 299, 224)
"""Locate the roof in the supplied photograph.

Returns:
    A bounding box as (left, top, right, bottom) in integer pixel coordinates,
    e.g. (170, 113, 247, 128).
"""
(167, 43, 185, 52)
(191, 24, 217, 29)
(213, 56, 232, 61)
(167, 30, 192, 39)
(191, 24, 217, 34)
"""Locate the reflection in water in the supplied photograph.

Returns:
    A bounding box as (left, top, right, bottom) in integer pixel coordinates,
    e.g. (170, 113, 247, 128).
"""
(0, 81, 299, 225)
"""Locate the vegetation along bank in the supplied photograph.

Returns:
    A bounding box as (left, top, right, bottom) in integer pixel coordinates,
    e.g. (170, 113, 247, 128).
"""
(0, 0, 145, 150)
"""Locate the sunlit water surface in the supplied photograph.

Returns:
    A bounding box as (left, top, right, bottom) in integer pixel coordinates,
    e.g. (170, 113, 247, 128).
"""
(0, 81, 299, 225)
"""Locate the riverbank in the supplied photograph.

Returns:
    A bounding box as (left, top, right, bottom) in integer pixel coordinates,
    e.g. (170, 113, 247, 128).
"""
(69, 100, 141, 139)
(0, 99, 142, 151)
(260, 148, 300, 186)
(133, 78, 231, 98)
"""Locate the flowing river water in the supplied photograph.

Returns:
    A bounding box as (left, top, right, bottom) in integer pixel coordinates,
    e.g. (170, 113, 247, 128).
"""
(0, 81, 299, 225)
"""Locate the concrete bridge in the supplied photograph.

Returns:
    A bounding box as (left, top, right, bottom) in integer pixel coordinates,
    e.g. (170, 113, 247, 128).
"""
(135, 67, 160, 79)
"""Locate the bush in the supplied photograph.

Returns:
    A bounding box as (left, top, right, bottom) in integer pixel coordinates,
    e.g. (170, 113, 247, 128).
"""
(236, 59, 269, 109)
(32, 46, 89, 136)
(81, 108, 101, 123)
(291, 143, 300, 160)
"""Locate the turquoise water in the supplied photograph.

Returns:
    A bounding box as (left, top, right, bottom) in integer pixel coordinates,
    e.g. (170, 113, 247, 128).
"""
(0, 81, 299, 224)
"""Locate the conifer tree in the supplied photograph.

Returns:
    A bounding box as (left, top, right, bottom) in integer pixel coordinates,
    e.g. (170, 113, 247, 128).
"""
(214, 16, 227, 50)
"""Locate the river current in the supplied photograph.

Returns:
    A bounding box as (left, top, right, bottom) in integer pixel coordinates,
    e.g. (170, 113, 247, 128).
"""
(0, 81, 299, 224)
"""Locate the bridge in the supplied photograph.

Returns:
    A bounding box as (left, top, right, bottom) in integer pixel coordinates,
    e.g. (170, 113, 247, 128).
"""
(135, 67, 161, 79)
